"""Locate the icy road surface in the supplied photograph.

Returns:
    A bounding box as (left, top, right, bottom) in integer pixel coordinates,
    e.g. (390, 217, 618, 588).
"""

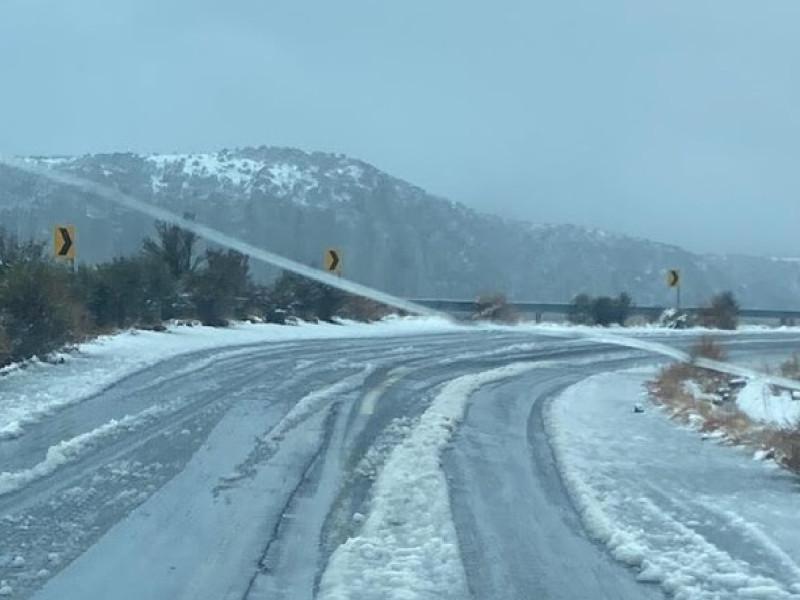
(2, 321, 800, 599)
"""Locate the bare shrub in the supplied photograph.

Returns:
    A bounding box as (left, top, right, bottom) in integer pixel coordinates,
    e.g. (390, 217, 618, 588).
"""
(699, 291, 739, 330)
(568, 293, 592, 325)
(690, 337, 727, 361)
(336, 296, 395, 322)
(473, 294, 519, 323)
(779, 354, 800, 380)
(567, 292, 632, 326)
(651, 355, 800, 475)
(764, 430, 800, 472)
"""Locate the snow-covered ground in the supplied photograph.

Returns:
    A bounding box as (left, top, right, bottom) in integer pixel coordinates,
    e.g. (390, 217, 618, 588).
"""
(4, 320, 489, 600)
(6, 317, 799, 443)
(736, 379, 800, 429)
(0, 317, 459, 441)
(317, 362, 539, 599)
(548, 369, 800, 599)
(6, 319, 800, 599)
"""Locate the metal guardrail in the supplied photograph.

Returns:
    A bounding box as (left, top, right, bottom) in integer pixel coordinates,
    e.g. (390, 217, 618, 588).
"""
(410, 299, 800, 323)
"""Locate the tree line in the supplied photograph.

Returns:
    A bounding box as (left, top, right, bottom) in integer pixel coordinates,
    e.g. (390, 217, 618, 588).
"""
(0, 220, 746, 368)
(0, 223, 390, 367)
(567, 291, 739, 329)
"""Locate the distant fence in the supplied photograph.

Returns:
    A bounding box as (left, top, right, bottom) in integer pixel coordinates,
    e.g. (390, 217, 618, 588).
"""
(409, 299, 800, 324)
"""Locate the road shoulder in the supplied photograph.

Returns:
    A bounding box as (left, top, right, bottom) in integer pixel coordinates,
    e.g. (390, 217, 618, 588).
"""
(548, 368, 800, 599)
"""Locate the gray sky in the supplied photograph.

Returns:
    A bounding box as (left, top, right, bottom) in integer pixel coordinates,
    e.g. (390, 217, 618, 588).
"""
(2, 0, 799, 257)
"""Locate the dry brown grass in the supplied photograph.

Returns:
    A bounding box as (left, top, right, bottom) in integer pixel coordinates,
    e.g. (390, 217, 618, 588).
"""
(650, 360, 800, 474)
(764, 430, 800, 471)
(780, 354, 800, 380)
(648, 363, 696, 406)
(649, 364, 719, 428)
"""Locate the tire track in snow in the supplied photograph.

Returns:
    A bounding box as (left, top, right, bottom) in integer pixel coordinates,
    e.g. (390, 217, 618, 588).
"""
(316, 362, 540, 600)
(546, 371, 800, 600)
(240, 405, 341, 600)
(215, 365, 377, 492)
(659, 486, 800, 590)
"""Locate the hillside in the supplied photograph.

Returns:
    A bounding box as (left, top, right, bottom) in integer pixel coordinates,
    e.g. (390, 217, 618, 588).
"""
(1, 146, 798, 307)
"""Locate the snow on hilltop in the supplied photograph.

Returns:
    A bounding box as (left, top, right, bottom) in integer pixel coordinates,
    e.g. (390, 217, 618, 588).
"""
(3, 146, 800, 307)
(147, 153, 266, 189)
(28, 147, 375, 207)
(144, 151, 364, 200)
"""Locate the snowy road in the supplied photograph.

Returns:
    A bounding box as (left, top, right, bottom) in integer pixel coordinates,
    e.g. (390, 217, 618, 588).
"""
(3, 324, 800, 599)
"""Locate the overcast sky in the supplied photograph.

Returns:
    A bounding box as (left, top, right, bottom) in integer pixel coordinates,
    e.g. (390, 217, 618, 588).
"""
(1, 0, 799, 257)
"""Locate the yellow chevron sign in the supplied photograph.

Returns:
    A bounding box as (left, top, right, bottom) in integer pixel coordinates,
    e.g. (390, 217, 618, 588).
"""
(666, 269, 680, 288)
(53, 225, 76, 259)
(325, 248, 341, 274)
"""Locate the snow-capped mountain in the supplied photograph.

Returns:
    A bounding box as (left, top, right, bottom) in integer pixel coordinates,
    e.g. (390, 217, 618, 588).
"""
(1, 146, 799, 308)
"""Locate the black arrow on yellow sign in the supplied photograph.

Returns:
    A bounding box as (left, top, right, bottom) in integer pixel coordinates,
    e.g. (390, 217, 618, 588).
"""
(326, 249, 340, 272)
(57, 227, 73, 256)
(53, 225, 76, 259)
(666, 269, 680, 288)
(667, 268, 681, 310)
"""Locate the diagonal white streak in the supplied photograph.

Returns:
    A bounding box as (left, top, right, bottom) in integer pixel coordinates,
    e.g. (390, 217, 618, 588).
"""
(5, 157, 800, 393)
(0, 157, 442, 317)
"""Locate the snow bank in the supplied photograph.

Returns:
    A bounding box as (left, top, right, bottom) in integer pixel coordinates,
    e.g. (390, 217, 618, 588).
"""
(737, 379, 800, 429)
(548, 370, 800, 599)
(0, 400, 180, 496)
(0, 317, 459, 440)
(318, 362, 539, 600)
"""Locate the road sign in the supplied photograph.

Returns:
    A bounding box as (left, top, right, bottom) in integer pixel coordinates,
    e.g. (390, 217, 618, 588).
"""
(666, 269, 680, 288)
(666, 268, 681, 310)
(324, 248, 341, 274)
(53, 225, 76, 259)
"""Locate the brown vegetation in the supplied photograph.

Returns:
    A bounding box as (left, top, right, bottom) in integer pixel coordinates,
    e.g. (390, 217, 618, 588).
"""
(698, 291, 739, 330)
(649, 353, 800, 474)
(689, 337, 727, 361)
(779, 354, 800, 380)
(763, 430, 800, 472)
(0, 225, 398, 368)
(567, 292, 632, 326)
(335, 296, 396, 322)
(472, 294, 519, 323)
